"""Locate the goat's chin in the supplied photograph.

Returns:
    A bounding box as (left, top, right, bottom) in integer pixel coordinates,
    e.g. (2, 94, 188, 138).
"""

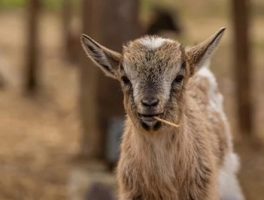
(126, 109, 164, 132)
(141, 120, 162, 131)
(127, 114, 162, 132)
(136, 113, 163, 131)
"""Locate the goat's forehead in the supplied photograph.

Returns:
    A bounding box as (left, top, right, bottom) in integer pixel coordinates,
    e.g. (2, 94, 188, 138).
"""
(122, 36, 182, 75)
(138, 36, 176, 49)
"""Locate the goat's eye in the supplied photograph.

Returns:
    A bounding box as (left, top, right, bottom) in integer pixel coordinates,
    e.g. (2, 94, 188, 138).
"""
(173, 75, 184, 84)
(121, 76, 131, 85)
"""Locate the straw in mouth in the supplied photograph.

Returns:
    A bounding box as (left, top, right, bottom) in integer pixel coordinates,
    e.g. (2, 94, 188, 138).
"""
(153, 116, 180, 128)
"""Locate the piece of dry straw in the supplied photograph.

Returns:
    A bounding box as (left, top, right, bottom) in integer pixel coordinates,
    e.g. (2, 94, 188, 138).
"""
(153, 116, 180, 128)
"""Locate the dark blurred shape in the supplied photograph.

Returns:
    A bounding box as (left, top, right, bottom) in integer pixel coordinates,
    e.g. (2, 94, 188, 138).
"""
(146, 8, 182, 35)
(79, 0, 140, 160)
(24, 0, 41, 94)
(0, 70, 6, 89)
(85, 182, 115, 200)
(106, 118, 124, 170)
(231, 0, 253, 136)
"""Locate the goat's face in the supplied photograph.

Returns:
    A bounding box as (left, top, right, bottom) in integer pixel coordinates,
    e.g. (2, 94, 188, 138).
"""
(81, 28, 225, 131)
(120, 39, 187, 130)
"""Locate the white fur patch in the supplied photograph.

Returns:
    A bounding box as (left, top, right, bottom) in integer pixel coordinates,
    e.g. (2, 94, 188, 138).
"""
(218, 153, 245, 200)
(195, 64, 244, 199)
(196, 66, 225, 120)
(195, 64, 232, 143)
(139, 36, 173, 50)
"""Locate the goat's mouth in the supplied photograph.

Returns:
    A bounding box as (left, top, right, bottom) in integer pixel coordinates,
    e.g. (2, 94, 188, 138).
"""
(138, 113, 163, 130)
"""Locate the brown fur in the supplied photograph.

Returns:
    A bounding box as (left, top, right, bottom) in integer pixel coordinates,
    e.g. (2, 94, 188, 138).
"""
(117, 78, 221, 200)
(80, 28, 243, 200)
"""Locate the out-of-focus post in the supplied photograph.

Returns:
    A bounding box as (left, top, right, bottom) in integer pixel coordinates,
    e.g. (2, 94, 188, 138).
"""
(231, 0, 253, 136)
(79, 0, 140, 160)
(97, 0, 140, 160)
(24, 0, 41, 94)
(79, 0, 102, 159)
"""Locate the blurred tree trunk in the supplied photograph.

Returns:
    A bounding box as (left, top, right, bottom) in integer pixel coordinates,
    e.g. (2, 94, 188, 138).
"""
(80, 0, 140, 159)
(80, 0, 101, 159)
(231, 0, 253, 136)
(24, 0, 41, 94)
(62, 0, 79, 62)
(62, 0, 72, 59)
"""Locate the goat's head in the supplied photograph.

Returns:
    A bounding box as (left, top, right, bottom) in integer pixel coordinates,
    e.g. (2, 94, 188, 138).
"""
(81, 28, 225, 132)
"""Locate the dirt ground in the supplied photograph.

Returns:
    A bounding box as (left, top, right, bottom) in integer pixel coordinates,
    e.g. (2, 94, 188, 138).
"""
(0, 10, 81, 200)
(0, 3, 264, 200)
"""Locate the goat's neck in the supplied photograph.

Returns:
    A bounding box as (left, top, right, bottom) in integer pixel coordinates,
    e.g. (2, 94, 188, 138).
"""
(128, 112, 188, 152)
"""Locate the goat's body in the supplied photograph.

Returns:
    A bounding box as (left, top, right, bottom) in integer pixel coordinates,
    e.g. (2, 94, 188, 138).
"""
(80, 28, 244, 200)
(117, 66, 243, 200)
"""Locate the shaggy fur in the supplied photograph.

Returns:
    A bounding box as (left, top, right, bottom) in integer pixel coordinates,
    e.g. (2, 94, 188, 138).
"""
(81, 28, 244, 200)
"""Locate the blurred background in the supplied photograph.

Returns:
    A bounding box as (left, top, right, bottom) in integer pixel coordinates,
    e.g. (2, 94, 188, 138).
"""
(0, 0, 263, 199)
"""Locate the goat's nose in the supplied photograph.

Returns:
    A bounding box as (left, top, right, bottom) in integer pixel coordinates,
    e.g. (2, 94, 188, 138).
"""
(141, 97, 159, 107)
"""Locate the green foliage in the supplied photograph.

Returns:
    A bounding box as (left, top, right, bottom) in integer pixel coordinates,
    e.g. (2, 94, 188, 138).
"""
(0, 0, 81, 11)
(0, 0, 26, 8)
(0, 0, 62, 10)
(42, 0, 62, 10)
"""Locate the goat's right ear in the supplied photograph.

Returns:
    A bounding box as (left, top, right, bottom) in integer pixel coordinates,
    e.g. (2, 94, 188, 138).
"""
(81, 34, 121, 79)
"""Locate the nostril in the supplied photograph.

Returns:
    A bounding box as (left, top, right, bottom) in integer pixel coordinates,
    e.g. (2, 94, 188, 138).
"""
(141, 98, 159, 107)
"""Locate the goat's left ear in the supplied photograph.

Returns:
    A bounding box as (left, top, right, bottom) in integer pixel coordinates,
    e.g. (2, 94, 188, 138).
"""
(81, 34, 122, 79)
(186, 27, 226, 76)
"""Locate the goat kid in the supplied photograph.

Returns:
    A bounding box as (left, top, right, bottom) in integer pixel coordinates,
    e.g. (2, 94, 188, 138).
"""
(81, 28, 244, 200)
